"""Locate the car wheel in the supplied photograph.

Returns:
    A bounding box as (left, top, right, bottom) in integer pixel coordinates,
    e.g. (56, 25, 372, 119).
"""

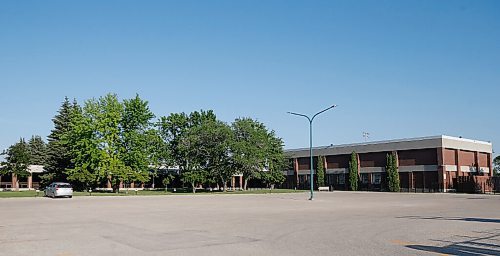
(69, 196, 72, 198)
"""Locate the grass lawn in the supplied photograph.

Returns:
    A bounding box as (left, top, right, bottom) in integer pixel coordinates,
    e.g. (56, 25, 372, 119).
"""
(0, 189, 304, 198)
(0, 190, 43, 198)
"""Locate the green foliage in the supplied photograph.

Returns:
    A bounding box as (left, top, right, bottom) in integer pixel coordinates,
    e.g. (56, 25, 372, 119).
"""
(348, 151, 358, 191)
(1, 138, 32, 180)
(258, 168, 285, 189)
(120, 94, 156, 184)
(316, 155, 325, 187)
(43, 98, 78, 185)
(494, 156, 500, 177)
(158, 110, 216, 171)
(28, 135, 47, 165)
(231, 118, 285, 190)
(64, 94, 131, 191)
(162, 174, 175, 189)
(8, 93, 286, 192)
(179, 118, 234, 191)
(181, 170, 208, 193)
(386, 152, 400, 192)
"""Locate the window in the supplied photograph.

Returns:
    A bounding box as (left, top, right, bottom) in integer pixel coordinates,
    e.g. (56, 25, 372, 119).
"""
(372, 173, 381, 185)
(338, 174, 345, 184)
(361, 173, 369, 184)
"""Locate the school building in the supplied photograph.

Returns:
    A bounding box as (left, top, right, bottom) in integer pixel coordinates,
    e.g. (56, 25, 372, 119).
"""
(284, 135, 494, 193)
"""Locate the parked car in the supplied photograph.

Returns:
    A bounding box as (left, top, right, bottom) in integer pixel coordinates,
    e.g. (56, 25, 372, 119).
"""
(45, 182, 73, 198)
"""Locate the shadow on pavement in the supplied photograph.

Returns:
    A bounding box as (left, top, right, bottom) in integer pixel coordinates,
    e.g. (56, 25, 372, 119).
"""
(397, 216, 500, 224)
(405, 229, 500, 256)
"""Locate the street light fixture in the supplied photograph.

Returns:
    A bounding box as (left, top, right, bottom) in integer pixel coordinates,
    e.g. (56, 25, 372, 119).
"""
(288, 104, 337, 200)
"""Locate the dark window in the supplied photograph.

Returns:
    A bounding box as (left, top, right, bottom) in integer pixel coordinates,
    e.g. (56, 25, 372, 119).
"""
(361, 173, 369, 184)
(372, 173, 381, 184)
(338, 174, 345, 184)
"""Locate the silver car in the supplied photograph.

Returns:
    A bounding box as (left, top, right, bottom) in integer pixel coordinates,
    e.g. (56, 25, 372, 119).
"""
(45, 182, 73, 198)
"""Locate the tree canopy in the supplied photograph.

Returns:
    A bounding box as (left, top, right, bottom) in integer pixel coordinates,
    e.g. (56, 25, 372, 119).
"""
(1, 138, 32, 180)
(2, 94, 287, 193)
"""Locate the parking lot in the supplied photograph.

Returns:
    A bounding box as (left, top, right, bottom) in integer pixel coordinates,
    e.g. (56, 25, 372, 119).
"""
(1, 191, 499, 256)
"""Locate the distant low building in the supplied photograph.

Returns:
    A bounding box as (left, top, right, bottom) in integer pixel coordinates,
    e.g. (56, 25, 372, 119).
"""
(284, 135, 494, 193)
(0, 165, 45, 190)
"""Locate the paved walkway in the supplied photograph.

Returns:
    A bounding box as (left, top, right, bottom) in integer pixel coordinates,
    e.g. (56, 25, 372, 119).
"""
(1, 192, 499, 255)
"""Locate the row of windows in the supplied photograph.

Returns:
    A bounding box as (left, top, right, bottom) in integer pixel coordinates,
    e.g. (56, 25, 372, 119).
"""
(325, 173, 382, 185)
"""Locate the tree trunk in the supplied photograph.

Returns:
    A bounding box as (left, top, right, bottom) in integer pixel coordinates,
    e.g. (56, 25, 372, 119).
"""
(192, 182, 196, 193)
(220, 177, 227, 192)
(113, 184, 119, 193)
(244, 178, 249, 190)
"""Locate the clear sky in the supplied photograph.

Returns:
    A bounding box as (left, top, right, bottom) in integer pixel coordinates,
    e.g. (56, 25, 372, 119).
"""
(1, 0, 499, 156)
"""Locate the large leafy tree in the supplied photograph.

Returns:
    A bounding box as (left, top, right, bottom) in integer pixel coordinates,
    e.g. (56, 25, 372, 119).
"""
(66, 94, 132, 191)
(231, 118, 285, 190)
(386, 152, 400, 192)
(28, 135, 47, 165)
(120, 94, 156, 185)
(146, 127, 169, 187)
(348, 151, 358, 191)
(189, 120, 234, 191)
(260, 131, 286, 189)
(494, 156, 499, 177)
(43, 98, 79, 185)
(158, 112, 190, 171)
(1, 138, 31, 190)
(159, 110, 217, 192)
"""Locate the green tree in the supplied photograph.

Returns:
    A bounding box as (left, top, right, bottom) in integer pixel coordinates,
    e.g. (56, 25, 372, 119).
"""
(120, 94, 156, 185)
(42, 98, 78, 185)
(159, 110, 217, 192)
(65, 94, 132, 192)
(231, 118, 285, 190)
(494, 156, 500, 177)
(158, 110, 216, 171)
(386, 152, 400, 192)
(259, 168, 286, 189)
(261, 133, 286, 189)
(177, 118, 233, 192)
(162, 173, 175, 190)
(317, 155, 325, 188)
(28, 135, 47, 165)
(194, 120, 234, 192)
(1, 138, 32, 190)
(348, 151, 358, 191)
(64, 98, 101, 190)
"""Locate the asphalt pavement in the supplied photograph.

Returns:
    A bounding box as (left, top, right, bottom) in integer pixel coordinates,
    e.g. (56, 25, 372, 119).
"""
(1, 191, 499, 256)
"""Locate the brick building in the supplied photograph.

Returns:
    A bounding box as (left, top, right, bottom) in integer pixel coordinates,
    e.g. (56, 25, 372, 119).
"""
(0, 165, 44, 190)
(284, 135, 494, 193)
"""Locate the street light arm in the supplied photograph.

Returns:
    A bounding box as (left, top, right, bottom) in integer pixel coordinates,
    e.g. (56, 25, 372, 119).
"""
(287, 112, 312, 122)
(311, 105, 337, 122)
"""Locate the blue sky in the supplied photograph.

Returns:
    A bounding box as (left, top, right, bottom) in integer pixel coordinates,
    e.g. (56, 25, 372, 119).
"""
(1, 0, 499, 156)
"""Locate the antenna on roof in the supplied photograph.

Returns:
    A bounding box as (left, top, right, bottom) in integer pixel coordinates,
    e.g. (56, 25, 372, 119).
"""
(363, 132, 370, 142)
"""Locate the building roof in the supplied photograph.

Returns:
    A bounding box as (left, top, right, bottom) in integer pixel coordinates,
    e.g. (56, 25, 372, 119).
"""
(285, 135, 492, 158)
(28, 165, 45, 173)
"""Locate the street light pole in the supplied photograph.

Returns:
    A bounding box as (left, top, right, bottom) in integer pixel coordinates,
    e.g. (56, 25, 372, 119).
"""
(288, 105, 337, 200)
